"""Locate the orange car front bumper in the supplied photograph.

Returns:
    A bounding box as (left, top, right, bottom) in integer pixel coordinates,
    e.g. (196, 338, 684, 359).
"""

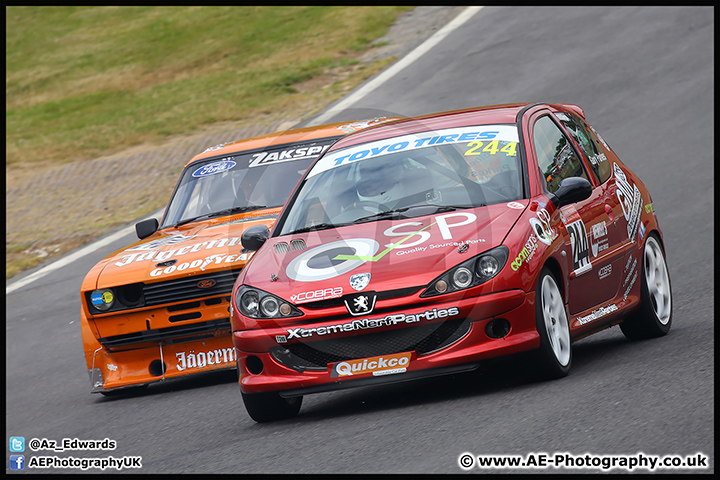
(81, 314, 237, 393)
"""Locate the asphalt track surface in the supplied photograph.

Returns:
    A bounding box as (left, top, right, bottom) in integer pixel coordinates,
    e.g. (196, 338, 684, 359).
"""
(6, 7, 714, 474)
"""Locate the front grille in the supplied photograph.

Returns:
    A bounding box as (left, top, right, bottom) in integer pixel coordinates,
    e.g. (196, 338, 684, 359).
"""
(143, 269, 241, 306)
(167, 301, 201, 312)
(272, 318, 471, 371)
(301, 286, 423, 310)
(98, 318, 230, 348)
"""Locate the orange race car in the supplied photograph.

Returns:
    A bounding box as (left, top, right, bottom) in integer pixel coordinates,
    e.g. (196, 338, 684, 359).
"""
(80, 117, 396, 394)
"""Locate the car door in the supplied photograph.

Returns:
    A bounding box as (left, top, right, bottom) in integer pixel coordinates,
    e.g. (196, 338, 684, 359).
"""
(529, 112, 619, 315)
(554, 113, 636, 304)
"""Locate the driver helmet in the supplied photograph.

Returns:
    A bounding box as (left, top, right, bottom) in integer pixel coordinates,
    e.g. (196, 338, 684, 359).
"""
(356, 158, 404, 208)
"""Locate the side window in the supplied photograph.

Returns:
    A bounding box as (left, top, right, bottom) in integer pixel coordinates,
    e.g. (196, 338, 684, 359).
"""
(532, 115, 589, 194)
(554, 112, 611, 184)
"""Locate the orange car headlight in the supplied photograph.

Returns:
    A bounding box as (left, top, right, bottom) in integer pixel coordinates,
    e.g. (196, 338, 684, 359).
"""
(90, 289, 115, 311)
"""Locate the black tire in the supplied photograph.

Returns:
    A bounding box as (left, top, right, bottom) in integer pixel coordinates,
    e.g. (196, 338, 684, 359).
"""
(620, 234, 672, 340)
(532, 267, 572, 380)
(242, 391, 302, 423)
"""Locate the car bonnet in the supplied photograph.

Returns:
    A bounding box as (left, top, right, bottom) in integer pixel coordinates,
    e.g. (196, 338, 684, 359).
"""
(94, 210, 281, 289)
(241, 202, 528, 300)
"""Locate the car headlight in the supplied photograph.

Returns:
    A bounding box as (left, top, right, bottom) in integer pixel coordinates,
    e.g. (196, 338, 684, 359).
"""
(235, 286, 303, 319)
(477, 255, 500, 278)
(452, 267, 473, 289)
(86, 283, 146, 314)
(239, 289, 260, 317)
(260, 295, 280, 317)
(421, 245, 509, 297)
(90, 289, 115, 311)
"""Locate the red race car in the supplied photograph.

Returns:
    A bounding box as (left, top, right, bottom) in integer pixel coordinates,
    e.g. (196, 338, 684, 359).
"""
(231, 103, 672, 422)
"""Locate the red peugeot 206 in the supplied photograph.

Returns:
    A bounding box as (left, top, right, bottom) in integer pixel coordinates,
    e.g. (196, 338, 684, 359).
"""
(231, 103, 672, 422)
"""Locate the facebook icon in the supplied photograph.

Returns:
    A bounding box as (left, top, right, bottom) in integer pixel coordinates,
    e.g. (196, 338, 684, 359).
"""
(10, 455, 25, 470)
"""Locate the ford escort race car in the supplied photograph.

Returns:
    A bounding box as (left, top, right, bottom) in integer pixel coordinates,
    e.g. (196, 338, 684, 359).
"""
(80, 117, 395, 394)
(231, 103, 672, 422)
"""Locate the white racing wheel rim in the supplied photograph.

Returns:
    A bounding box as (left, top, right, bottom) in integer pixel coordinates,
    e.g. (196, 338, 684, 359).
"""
(644, 236, 672, 325)
(541, 275, 571, 366)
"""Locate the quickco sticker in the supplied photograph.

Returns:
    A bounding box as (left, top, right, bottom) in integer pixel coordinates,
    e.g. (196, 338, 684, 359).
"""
(330, 351, 412, 378)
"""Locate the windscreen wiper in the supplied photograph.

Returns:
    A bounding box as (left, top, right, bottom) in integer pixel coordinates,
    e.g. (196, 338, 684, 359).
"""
(353, 204, 475, 224)
(352, 209, 406, 224)
(173, 205, 267, 228)
(283, 221, 355, 235)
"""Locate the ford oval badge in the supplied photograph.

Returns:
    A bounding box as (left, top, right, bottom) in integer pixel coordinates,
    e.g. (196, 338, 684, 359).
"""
(192, 160, 236, 177)
(197, 279, 217, 289)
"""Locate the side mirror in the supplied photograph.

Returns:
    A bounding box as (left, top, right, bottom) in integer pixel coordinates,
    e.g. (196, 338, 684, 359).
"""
(135, 218, 158, 240)
(551, 177, 593, 207)
(241, 225, 270, 251)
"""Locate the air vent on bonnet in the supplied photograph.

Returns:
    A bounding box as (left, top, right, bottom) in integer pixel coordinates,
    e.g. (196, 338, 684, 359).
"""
(290, 239, 306, 250)
(274, 240, 306, 253)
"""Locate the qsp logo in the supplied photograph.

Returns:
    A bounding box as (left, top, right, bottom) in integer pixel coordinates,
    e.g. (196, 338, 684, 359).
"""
(344, 292, 377, 316)
(285, 212, 479, 282)
(529, 208, 557, 246)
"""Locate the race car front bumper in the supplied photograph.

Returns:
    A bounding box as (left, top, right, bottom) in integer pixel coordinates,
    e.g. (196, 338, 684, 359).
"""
(233, 288, 541, 396)
(84, 325, 237, 393)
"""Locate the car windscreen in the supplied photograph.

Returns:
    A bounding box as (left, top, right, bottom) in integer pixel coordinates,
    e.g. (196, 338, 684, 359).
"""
(277, 124, 522, 235)
(161, 138, 340, 228)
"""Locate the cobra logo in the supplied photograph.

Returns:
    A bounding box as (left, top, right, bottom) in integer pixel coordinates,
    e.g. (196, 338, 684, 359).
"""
(197, 279, 217, 289)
